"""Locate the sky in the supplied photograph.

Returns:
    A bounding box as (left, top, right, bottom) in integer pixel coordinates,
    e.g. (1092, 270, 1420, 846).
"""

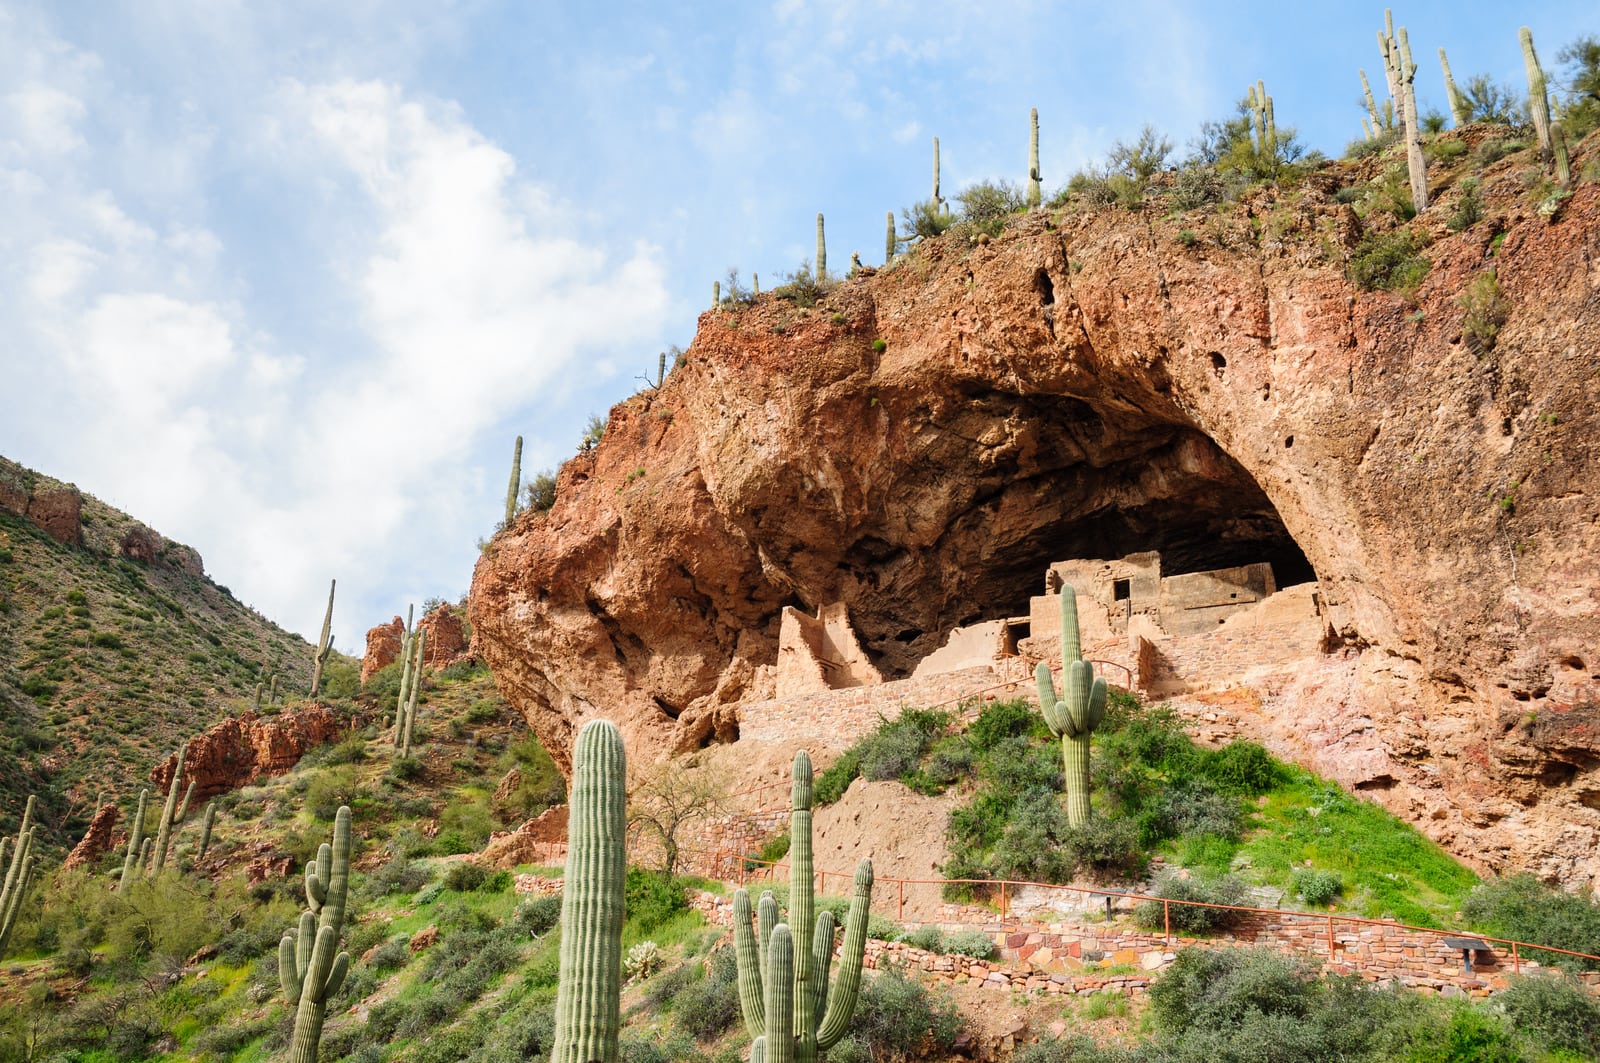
(1, 0, 1593, 652)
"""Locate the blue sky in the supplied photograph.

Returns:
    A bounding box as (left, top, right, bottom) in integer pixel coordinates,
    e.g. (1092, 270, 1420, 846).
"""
(1, 1, 1593, 651)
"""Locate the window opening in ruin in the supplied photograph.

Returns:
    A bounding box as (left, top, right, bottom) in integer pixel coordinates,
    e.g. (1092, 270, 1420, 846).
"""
(1113, 579, 1131, 601)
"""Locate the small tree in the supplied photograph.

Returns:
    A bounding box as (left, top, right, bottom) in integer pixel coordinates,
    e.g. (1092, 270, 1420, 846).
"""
(627, 762, 729, 875)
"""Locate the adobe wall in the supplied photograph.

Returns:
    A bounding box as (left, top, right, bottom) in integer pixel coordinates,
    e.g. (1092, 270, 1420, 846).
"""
(775, 602, 883, 697)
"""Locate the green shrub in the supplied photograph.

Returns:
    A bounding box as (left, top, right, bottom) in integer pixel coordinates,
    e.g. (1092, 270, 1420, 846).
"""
(1062, 816, 1145, 881)
(1347, 230, 1431, 293)
(901, 200, 957, 240)
(956, 180, 1026, 236)
(1169, 165, 1229, 210)
(1462, 874, 1600, 970)
(363, 854, 433, 898)
(1496, 972, 1600, 1055)
(1149, 947, 1316, 1034)
(1136, 870, 1248, 933)
(1291, 868, 1344, 907)
(943, 928, 995, 960)
(1459, 270, 1509, 356)
(850, 965, 964, 1062)
(525, 470, 557, 513)
(444, 861, 492, 892)
(900, 924, 944, 952)
(1196, 741, 1281, 795)
(625, 868, 687, 933)
(513, 895, 562, 937)
(1448, 178, 1483, 232)
(746, 830, 790, 872)
(674, 948, 741, 1042)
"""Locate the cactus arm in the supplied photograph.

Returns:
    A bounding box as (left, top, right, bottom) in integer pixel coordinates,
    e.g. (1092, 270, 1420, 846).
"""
(765, 925, 795, 1063)
(310, 578, 336, 697)
(323, 951, 350, 1001)
(816, 860, 873, 1050)
(757, 890, 777, 988)
(551, 720, 627, 1063)
(810, 910, 834, 1017)
(733, 889, 767, 1038)
(197, 800, 217, 862)
(751, 1038, 766, 1063)
(279, 931, 302, 1001)
(1035, 661, 1066, 737)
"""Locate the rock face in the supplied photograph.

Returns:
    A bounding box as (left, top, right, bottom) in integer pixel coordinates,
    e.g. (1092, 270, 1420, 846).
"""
(363, 616, 406, 684)
(0, 473, 82, 547)
(418, 603, 468, 669)
(471, 165, 1600, 886)
(63, 803, 120, 871)
(118, 524, 205, 576)
(152, 704, 358, 800)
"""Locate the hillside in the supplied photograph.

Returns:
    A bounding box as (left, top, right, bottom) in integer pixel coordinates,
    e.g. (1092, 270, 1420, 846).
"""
(471, 125, 1600, 889)
(0, 455, 321, 849)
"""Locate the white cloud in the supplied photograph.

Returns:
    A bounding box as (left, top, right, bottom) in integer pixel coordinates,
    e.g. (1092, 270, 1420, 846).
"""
(4, 82, 86, 155)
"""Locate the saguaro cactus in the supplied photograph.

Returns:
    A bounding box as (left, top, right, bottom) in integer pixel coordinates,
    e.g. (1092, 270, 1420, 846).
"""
(551, 720, 627, 1063)
(393, 604, 415, 745)
(1396, 27, 1428, 211)
(1520, 27, 1571, 187)
(1027, 107, 1041, 208)
(280, 805, 352, 1063)
(713, 280, 721, 308)
(733, 751, 874, 1063)
(1359, 69, 1384, 134)
(119, 788, 149, 891)
(0, 795, 37, 959)
(197, 799, 218, 863)
(401, 627, 425, 759)
(310, 579, 336, 697)
(815, 213, 826, 281)
(505, 435, 523, 525)
(1439, 48, 1470, 127)
(1036, 586, 1108, 826)
(931, 136, 944, 213)
(151, 743, 188, 875)
(884, 211, 895, 264)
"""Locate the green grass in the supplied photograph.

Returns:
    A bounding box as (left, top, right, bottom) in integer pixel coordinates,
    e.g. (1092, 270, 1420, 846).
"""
(1232, 772, 1478, 926)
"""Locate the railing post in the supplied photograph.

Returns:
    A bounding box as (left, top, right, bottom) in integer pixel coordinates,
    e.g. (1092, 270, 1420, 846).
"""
(897, 880, 904, 921)
(1512, 941, 1520, 974)
(1164, 900, 1171, 945)
(1327, 916, 1335, 958)
(1000, 881, 1008, 925)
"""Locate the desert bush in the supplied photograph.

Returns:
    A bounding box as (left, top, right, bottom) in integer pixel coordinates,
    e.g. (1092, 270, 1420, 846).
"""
(513, 895, 562, 938)
(1170, 164, 1231, 210)
(1458, 270, 1509, 356)
(1496, 971, 1600, 1055)
(1109, 125, 1173, 180)
(464, 992, 557, 1063)
(1196, 740, 1282, 796)
(1346, 230, 1430, 294)
(1447, 177, 1483, 232)
(901, 924, 945, 952)
(901, 200, 957, 241)
(1462, 873, 1600, 970)
(1344, 126, 1401, 160)
(956, 180, 1026, 236)
(850, 964, 964, 1062)
(991, 789, 1078, 884)
(1062, 816, 1145, 881)
(1136, 870, 1248, 933)
(673, 948, 741, 1041)
(443, 861, 492, 892)
(1291, 868, 1344, 907)
(625, 868, 687, 933)
(525, 470, 557, 513)
(943, 928, 996, 960)
(363, 854, 433, 898)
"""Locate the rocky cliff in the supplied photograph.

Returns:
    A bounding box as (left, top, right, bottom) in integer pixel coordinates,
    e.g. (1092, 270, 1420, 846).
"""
(471, 142, 1600, 886)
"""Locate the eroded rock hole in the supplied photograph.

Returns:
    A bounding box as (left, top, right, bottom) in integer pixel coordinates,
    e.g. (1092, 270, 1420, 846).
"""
(1209, 352, 1227, 378)
(1034, 269, 1055, 306)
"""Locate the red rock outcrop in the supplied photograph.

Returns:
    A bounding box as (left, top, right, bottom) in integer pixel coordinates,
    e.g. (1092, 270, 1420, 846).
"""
(362, 616, 405, 684)
(63, 803, 120, 871)
(118, 524, 205, 576)
(0, 474, 82, 547)
(480, 805, 569, 869)
(418, 604, 468, 669)
(152, 704, 359, 800)
(471, 150, 1600, 886)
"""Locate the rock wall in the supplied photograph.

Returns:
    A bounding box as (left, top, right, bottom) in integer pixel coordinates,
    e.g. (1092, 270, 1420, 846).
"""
(152, 704, 360, 800)
(471, 159, 1600, 886)
(362, 616, 405, 684)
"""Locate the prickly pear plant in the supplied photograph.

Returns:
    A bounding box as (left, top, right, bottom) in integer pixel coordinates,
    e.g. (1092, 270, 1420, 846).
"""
(0, 795, 37, 959)
(1035, 586, 1108, 826)
(310, 578, 336, 697)
(119, 788, 149, 892)
(506, 435, 523, 525)
(551, 720, 627, 1063)
(280, 805, 352, 1063)
(733, 751, 874, 1063)
(151, 743, 188, 875)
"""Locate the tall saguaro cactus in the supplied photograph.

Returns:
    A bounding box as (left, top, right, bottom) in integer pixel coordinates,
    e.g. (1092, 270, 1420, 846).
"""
(310, 579, 336, 697)
(393, 604, 415, 745)
(815, 213, 827, 281)
(551, 720, 627, 1063)
(1036, 586, 1108, 826)
(401, 627, 426, 759)
(884, 211, 896, 264)
(1396, 27, 1428, 211)
(280, 805, 352, 1063)
(505, 435, 523, 526)
(1521, 27, 1571, 188)
(197, 799, 218, 863)
(1439, 48, 1470, 127)
(734, 751, 874, 1063)
(0, 795, 37, 959)
(1027, 107, 1041, 208)
(931, 136, 943, 214)
(119, 788, 149, 891)
(151, 744, 188, 875)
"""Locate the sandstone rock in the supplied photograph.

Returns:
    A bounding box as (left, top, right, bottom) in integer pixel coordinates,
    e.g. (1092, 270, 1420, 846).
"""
(470, 178, 1600, 886)
(63, 803, 120, 871)
(362, 616, 405, 685)
(117, 524, 204, 576)
(152, 704, 358, 800)
(480, 805, 569, 870)
(409, 926, 439, 952)
(0, 471, 82, 547)
(418, 603, 468, 670)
